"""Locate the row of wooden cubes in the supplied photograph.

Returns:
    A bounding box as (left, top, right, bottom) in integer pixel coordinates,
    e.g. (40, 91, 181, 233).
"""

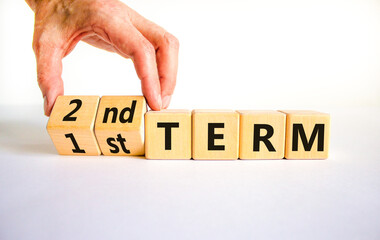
(47, 96, 330, 159)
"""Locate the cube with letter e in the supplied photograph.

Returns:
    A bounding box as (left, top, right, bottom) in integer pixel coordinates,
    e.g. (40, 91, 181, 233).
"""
(192, 110, 239, 160)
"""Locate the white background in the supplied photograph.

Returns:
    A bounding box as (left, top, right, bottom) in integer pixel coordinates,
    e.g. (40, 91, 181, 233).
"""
(1, 106, 380, 240)
(0, 0, 379, 110)
(0, 0, 380, 239)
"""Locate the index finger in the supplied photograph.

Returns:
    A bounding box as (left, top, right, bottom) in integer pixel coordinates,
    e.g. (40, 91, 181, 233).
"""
(128, 10, 179, 108)
(156, 32, 179, 108)
(98, 12, 162, 110)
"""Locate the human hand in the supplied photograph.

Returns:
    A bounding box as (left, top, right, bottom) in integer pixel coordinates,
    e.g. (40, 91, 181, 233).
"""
(26, 0, 179, 116)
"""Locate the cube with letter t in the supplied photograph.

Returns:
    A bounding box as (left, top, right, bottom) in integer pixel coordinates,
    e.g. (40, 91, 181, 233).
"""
(145, 110, 191, 159)
(47, 96, 101, 155)
(280, 110, 330, 159)
(192, 110, 239, 160)
(95, 96, 146, 156)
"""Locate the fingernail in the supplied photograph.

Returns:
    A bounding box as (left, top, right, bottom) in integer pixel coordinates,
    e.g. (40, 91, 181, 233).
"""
(162, 95, 172, 109)
(43, 96, 48, 116)
(157, 94, 162, 110)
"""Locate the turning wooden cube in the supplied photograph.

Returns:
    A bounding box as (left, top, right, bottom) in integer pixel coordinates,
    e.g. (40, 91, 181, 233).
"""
(47, 96, 101, 155)
(192, 110, 239, 160)
(145, 110, 191, 159)
(94, 96, 146, 156)
(238, 110, 286, 159)
(280, 110, 330, 159)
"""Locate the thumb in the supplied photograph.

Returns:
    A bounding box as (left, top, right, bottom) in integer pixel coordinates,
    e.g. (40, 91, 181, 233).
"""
(34, 42, 64, 116)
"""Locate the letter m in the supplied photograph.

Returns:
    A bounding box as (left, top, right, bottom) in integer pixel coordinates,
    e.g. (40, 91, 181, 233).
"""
(292, 124, 325, 151)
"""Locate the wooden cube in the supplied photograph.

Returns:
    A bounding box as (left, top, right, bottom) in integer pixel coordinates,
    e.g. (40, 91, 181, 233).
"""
(238, 110, 286, 159)
(47, 96, 101, 155)
(145, 110, 191, 159)
(192, 110, 239, 160)
(280, 110, 330, 159)
(94, 96, 146, 156)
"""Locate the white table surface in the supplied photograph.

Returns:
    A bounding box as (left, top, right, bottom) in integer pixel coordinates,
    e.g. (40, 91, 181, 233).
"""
(0, 105, 379, 240)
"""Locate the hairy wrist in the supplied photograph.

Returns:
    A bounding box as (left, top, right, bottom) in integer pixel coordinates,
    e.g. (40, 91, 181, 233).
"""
(25, 0, 63, 12)
(25, 0, 41, 11)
